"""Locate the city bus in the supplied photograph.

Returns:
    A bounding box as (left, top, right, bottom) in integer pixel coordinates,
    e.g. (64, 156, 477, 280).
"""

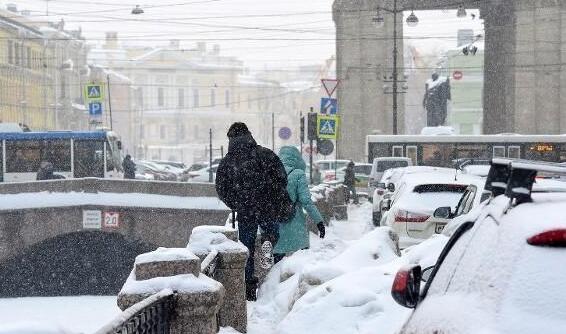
(367, 134, 566, 167)
(0, 131, 123, 182)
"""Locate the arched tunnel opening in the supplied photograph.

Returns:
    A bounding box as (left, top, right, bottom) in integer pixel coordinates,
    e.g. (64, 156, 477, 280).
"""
(0, 231, 156, 297)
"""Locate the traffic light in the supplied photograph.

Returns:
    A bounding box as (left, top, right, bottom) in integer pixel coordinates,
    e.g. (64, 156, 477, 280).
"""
(300, 115, 305, 143)
(307, 112, 318, 141)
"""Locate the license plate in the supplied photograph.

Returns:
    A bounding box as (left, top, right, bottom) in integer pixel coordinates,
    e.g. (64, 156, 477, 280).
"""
(435, 223, 446, 234)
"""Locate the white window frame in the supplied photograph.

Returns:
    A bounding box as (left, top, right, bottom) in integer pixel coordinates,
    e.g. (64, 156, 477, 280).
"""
(406, 146, 418, 165)
(508, 146, 521, 159)
(493, 146, 505, 158)
(392, 146, 404, 157)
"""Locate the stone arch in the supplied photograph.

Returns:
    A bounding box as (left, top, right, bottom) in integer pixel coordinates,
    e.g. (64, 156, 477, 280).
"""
(0, 230, 156, 297)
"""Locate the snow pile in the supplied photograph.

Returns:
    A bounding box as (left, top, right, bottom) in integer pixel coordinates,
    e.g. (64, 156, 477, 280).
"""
(0, 323, 74, 334)
(420, 126, 455, 135)
(188, 225, 247, 255)
(120, 270, 222, 295)
(135, 247, 199, 265)
(249, 203, 449, 334)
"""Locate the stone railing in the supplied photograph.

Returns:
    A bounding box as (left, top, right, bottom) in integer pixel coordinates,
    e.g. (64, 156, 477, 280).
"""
(97, 225, 248, 334)
(310, 184, 348, 224)
(0, 178, 217, 197)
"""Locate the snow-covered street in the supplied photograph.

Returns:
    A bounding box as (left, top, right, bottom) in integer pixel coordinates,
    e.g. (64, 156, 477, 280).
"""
(0, 203, 446, 334)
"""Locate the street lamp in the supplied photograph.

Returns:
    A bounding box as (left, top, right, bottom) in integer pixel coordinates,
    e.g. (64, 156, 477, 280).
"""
(372, 2, 419, 135)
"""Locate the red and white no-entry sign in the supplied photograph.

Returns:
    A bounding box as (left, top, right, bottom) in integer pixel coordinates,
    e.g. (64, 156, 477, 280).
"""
(453, 71, 464, 80)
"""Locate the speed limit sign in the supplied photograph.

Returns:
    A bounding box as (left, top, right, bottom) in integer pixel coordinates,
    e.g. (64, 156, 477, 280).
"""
(103, 211, 120, 228)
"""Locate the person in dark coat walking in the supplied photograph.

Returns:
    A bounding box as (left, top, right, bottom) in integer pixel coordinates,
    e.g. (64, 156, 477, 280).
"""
(215, 122, 287, 301)
(344, 161, 359, 204)
(122, 155, 136, 179)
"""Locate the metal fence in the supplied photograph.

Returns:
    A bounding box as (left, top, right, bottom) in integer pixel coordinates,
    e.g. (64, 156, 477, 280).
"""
(96, 290, 175, 334)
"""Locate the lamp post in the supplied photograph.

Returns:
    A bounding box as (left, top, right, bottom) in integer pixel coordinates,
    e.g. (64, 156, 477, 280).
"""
(372, 2, 418, 135)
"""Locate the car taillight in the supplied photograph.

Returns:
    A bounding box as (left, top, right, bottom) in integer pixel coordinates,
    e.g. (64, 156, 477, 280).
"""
(527, 229, 566, 247)
(394, 210, 430, 223)
(325, 173, 335, 181)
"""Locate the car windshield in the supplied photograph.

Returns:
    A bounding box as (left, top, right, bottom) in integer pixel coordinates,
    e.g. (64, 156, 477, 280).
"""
(354, 165, 372, 175)
(376, 160, 409, 172)
(398, 184, 467, 212)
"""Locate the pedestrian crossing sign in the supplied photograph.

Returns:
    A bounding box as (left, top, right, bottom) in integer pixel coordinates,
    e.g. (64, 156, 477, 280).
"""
(84, 83, 104, 101)
(317, 115, 340, 139)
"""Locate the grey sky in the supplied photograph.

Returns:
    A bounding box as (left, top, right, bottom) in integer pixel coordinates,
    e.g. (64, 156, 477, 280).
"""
(9, 1, 482, 68)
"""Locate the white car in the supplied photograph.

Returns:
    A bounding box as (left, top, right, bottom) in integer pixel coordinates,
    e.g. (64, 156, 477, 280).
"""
(368, 157, 412, 199)
(372, 166, 458, 226)
(381, 172, 485, 248)
(187, 165, 218, 183)
(392, 159, 566, 334)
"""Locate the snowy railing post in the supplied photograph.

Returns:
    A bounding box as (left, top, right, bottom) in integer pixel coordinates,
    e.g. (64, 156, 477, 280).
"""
(189, 226, 249, 333)
(116, 248, 225, 334)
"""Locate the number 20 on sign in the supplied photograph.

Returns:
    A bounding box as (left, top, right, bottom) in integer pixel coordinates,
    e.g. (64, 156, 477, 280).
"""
(103, 211, 120, 228)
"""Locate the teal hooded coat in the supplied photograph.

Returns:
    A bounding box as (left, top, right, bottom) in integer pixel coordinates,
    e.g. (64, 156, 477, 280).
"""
(274, 146, 324, 254)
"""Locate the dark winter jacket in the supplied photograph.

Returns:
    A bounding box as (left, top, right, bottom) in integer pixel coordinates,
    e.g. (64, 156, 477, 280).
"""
(344, 164, 356, 187)
(122, 157, 136, 179)
(36, 162, 65, 180)
(215, 133, 287, 220)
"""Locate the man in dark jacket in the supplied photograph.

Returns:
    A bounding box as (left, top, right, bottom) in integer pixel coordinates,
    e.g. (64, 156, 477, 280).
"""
(344, 161, 359, 204)
(122, 155, 136, 179)
(215, 122, 287, 301)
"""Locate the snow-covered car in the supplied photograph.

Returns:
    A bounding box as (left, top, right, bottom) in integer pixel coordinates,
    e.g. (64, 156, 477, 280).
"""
(315, 159, 350, 182)
(391, 159, 566, 334)
(381, 172, 485, 248)
(368, 157, 412, 199)
(372, 166, 459, 226)
(187, 165, 218, 183)
(135, 161, 177, 181)
(326, 163, 373, 195)
(151, 160, 191, 181)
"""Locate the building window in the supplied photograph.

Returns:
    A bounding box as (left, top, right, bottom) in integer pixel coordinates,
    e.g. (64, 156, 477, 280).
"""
(225, 90, 230, 108)
(26, 47, 31, 68)
(160, 125, 166, 139)
(7, 41, 13, 64)
(210, 89, 216, 107)
(14, 43, 20, 66)
(193, 89, 199, 108)
(157, 87, 164, 107)
(178, 88, 185, 107)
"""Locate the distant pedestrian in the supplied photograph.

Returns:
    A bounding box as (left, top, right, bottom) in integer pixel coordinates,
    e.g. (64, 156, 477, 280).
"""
(274, 146, 325, 264)
(344, 161, 359, 204)
(215, 122, 290, 301)
(122, 155, 136, 179)
(311, 164, 321, 185)
(36, 161, 65, 180)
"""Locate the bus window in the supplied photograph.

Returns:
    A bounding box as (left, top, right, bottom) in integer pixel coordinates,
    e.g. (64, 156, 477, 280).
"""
(392, 146, 404, 157)
(0, 141, 3, 182)
(493, 146, 506, 158)
(40, 140, 71, 172)
(369, 143, 390, 162)
(407, 146, 418, 165)
(508, 146, 521, 159)
(6, 141, 41, 172)
(74, 141, 104, 178)
(456, 144, 490, 160)
(422, 144, 455, 167)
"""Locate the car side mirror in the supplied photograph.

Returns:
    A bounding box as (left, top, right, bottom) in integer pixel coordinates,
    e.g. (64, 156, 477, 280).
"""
(391, 264, 421, 309)
(387, 183, 396, 192)
(434, 206, 452, 219)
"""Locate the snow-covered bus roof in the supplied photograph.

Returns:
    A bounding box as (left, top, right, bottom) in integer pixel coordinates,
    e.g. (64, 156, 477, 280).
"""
(367, 134, 566, 144)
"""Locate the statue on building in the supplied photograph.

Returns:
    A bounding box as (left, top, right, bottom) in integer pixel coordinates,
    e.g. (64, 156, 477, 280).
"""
(423, 73, 451, 127)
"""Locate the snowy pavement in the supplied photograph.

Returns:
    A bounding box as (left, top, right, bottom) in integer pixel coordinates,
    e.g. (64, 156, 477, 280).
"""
(0, 203, 446, 334)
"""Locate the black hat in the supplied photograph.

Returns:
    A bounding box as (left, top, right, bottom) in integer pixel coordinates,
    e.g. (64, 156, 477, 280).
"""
(227, 122, 250, 138)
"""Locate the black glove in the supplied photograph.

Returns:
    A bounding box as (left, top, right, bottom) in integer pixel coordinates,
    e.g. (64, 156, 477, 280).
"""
(317, 222, 325, 239)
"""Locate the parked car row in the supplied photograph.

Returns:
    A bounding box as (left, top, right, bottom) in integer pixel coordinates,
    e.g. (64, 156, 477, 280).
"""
(131, 157, 223, 183)
(390, 159, 566, 334)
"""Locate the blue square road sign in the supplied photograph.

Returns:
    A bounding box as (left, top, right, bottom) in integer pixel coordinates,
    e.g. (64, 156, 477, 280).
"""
(320, 98, 338, 114)
(88, 102, 103, 116)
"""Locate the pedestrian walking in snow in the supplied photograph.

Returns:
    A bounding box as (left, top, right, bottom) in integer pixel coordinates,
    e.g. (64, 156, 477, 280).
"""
(344, 161, 359, 204)
(122, 155, 136, 179)
(274, 146, 325, 264)
(215, 122, 291, 301)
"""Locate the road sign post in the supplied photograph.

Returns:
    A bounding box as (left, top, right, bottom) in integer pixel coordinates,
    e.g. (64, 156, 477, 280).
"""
(317, 115, 340, 139)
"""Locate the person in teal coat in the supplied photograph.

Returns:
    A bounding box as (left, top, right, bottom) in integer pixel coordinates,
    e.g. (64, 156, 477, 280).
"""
(274, 146, 325, 262)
